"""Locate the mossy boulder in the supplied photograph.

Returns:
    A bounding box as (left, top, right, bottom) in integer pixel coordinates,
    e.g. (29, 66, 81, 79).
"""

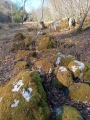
(56, 66, 73, 87)
(0, 71, 50, 120)
(14, 61, 28, 70)
(56, 53, 76, 67)
(56, 105, 83, 120)
(83, 70, 90, 81)
(23, 37, 34, 47)
(15, 50, 30, 59)
(11, 32, 33, 52)
(10, 41, 25, 51)
(69, 83, 90, 103)
(36, 34, 56, 50)
(68, 60, 87, 79)
(56, 18, 69, 31)
(38, 49, 58, 65)
(13, 33, 25, 41)
(35, 59, 54, 73)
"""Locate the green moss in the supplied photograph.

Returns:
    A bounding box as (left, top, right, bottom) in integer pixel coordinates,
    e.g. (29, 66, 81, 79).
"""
(13, 33, 25, 41)
(69, 83, 90, 103)
(56, 105, 83, 120)
(10, 41, 25, 51)
(57, 67, 73, 87)
(36, 34, 56, 50)
(23, 37, 33, 47)
(60, 56, 76, 67)
(15, 50, 30, 59)
(84, 62, 90, 70)
(30, 72, 50, 119)
(14, 61, 28, 69)
(83, 70, 90, 81)
(35, 59, 54, 73)
(0, 71, 50, 120)
(56, 18, 69, 31)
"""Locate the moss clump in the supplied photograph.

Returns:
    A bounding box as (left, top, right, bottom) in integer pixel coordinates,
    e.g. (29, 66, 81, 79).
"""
(60, 56, 76, 67)
(23, 37, 34, 47)
(36, 34, 56, 50)
(14, 61, 28, 69)
(13, 33, 25, 41)
(69, 83, 90, 103)
(83, 16, 90, 27)
(35, 59, 54, 73)
(10, 41, 25, 51)
(57, 67, 73, 87)
(56, 105, 83, 120)
(11, 34, 34, 51)
(56, 54, 76, 67)
(83, 70, 90, 81)
(84, 62, 90, 69)
(15, 50, 30, 59)
(0, 71, 50, 120)
(56, 18, 69, 31)
(30, 72, 50, 119)
(38, 49, 58, 65)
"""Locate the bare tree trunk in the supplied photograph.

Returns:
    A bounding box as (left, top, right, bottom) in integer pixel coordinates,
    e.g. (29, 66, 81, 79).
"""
(76, 6, 90, 32)
(21, 0, 27, 24)
(41, 0, 44, 21)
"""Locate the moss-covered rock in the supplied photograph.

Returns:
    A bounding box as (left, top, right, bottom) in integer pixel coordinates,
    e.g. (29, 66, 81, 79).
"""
(83, 70, 90, 81)
(11, 32, 33, 52)
(38, 49, 58, 65)
(56, 105, 83, 120)
(69, 83, 90, 103)
(56, 66, 73, 87)
(68, 60, 87, 79)
(35, 59, 54, 73)
(13, 33, 25, 41)
(36, 34, 56, 50)
(14, 61, 28, 70)
(56, 53, 76, 67)
(56, 18, 69, 31)
(10, 41, 25, 51)
(55, 53, 76, 67)
(0, 71, 50, 120)
(15, 50, 30, 59)
(23, 37, 34, 47)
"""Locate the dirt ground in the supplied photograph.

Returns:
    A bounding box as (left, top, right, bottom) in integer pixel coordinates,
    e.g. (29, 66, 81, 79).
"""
(0, 22, 90, 84)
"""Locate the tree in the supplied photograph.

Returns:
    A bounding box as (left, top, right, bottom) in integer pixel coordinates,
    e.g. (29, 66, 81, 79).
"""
(41, 0, 44, 21)
(76, 2, 90, 32)
(20, 0, 27, 24)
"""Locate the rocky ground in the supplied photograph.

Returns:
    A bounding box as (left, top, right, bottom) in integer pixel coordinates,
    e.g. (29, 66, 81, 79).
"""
(0, 22, 90, 120)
